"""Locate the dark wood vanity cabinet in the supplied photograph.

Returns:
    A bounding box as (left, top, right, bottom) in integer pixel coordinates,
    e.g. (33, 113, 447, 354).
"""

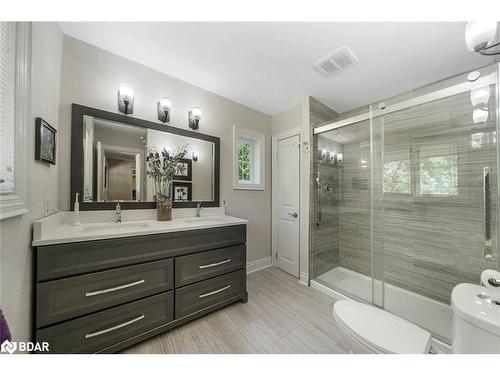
(34, 224, 247, 353)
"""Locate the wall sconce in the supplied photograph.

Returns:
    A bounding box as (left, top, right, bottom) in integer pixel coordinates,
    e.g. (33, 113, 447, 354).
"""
(157, 97, 172, 123)
(189, 106, 202, 130)
(192, 151, 199, 162)
(465, 21, 500, 55)
(118, 84, 134, 114)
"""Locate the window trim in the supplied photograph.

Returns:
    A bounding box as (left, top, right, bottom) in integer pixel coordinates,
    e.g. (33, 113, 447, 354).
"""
(0, 22, 32, 220)
(233, 125, 265, 191)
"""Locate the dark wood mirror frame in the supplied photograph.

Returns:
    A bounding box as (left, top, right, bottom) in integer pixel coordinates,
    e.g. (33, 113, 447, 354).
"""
(70, 103, 220, 211)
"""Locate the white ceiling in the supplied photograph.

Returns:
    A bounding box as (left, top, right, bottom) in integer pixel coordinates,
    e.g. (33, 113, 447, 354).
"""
(59, 22, 495, 115)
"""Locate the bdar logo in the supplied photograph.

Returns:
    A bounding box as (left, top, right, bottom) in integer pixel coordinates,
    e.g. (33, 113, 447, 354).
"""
(1, 340, 17, 354)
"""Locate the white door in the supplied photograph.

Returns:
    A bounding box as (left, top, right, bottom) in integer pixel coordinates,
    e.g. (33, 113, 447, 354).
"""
(276, 134, 300, 277)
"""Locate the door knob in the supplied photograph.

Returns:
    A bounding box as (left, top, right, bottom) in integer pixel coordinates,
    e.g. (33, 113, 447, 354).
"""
(288, 212, 298, 218)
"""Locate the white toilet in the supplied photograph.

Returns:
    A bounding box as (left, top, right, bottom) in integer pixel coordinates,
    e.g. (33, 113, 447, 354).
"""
(333, 283, 500, 354)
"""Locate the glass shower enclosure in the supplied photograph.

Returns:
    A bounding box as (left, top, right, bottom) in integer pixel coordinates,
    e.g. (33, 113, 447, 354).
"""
(310, 63, 500, 344)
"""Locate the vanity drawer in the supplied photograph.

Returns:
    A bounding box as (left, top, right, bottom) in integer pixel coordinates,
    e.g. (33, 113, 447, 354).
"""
(175, 269, 246, 319)
(175, 245, 246, 287)
(37, 224, 246, 281)
(37, 258, 173, 327)
(36, 291, 173, 354)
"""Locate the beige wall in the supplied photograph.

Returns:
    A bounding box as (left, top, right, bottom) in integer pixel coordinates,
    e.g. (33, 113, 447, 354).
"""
(58, 36, 272, 264)
(0, 22, 63, 341)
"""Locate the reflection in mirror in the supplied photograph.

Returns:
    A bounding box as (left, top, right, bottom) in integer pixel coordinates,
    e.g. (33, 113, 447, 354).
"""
(82, 115, 215, 203)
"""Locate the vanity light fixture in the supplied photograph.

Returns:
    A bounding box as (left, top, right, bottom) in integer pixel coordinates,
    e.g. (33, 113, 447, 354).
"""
(118, 84, 134, 114)
(465, 21, 500, 55)
(189, 106, 202, 130)
(192, 151, 199, 162)
(157, 97, 172, 123)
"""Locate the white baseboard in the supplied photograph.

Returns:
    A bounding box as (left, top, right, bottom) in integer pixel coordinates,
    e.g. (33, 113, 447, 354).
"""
(247, 257, 272, 273)
(299, 271, 309, 286)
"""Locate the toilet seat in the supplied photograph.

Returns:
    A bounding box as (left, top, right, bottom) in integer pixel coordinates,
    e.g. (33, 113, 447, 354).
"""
(333, 300, 432, 354)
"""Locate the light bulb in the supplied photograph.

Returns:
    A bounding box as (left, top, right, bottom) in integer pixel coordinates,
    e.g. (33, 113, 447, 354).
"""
(470, 85, 490, 107)
(159, 97, 171, 111)
(473, 109, 489, 124)
(119, 84, 134, 103)
(465, 21, 497, 52)
(192, 106, 202, 120)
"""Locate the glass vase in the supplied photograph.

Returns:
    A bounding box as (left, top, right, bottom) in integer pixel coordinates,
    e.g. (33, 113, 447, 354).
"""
(156, 193, 172, 221)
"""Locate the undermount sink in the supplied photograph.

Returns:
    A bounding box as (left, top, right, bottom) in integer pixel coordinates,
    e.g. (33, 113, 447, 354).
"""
(81, 222, 150, 232)
(184, 217, 226, 224)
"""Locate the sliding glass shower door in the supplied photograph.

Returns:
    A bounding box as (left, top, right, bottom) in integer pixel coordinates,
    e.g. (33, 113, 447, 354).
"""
(313, 119, 375, 303)
(311, 63, 499, 343)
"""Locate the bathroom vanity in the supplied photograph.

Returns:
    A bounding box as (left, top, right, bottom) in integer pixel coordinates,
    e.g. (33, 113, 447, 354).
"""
(32, 214, 248, 353)
(31, 104, 250, 353)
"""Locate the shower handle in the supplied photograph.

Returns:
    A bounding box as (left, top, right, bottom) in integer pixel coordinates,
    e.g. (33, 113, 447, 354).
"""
(288, 212, 298, 218)
(483, 167, 493, 259)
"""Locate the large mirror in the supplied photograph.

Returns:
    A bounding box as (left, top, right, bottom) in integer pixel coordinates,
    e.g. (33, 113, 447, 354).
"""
(71, 104, 220, 210)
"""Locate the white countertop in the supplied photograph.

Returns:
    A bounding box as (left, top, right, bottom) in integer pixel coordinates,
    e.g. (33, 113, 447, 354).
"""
(32, 209, 248, 246)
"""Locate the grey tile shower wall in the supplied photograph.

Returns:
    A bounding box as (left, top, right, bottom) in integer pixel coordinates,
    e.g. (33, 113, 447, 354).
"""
(337, 90, 498, 304)
(313, 163, 341, 276)
(309, 97, 339, 278)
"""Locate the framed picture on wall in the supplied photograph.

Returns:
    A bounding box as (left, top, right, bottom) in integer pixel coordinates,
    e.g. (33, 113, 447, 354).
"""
(172, 181, 192, 202)
(173, 158, 192, 181)
(35, 117, 57, 165)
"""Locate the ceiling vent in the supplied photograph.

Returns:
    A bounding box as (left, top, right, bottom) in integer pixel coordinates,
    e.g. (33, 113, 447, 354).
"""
(314, 46, 358, 77)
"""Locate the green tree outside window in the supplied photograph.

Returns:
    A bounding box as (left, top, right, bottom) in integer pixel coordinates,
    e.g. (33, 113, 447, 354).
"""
(238, 142, 251, 181)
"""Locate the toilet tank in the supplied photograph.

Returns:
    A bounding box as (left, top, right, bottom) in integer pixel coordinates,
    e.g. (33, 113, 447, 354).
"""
(451, 283, 500, 354)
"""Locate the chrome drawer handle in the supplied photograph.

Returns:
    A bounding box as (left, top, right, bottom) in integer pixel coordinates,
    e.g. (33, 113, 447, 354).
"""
(85, 315, 145, 339)
(199, 284, 231, 299)
(85, 279, 145, 297)
(198, 258, 231, 269)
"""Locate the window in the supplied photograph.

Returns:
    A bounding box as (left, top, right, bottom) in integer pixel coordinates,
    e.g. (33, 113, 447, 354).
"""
(383, 159, 410, 194)
(0, 22, 31, 220)
(238, 141, 252, 182)
(233, 126, 265, 190)
(418, 143, 458, 196)
(0, 23, 16, 195)
(383, 147, 411, 194)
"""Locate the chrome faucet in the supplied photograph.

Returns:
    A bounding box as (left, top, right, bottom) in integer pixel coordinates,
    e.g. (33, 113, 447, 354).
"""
(196, 202, 202, 218)
(115, 203, 122, 223)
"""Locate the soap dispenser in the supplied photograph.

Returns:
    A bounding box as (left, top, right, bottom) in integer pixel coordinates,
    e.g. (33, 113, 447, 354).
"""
(73, 193, 80, 226)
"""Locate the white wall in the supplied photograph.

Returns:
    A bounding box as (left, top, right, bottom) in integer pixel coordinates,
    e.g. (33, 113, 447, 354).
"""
(58, 36, 272, 264)
(0, 22, 63, 341)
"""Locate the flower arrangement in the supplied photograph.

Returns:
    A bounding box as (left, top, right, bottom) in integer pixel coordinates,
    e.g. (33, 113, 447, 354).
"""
(145, 145, 188, 220)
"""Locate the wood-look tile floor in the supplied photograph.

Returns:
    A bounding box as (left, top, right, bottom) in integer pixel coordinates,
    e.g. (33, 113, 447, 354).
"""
(123, 267, 349, 354)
